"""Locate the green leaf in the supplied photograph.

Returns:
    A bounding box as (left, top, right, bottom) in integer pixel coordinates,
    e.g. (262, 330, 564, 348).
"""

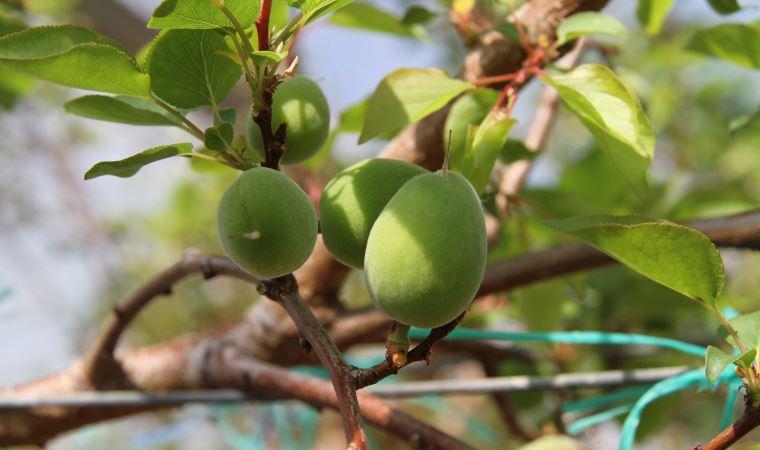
(0, 13, 26, 36)
(85, 143, 194, 179)
(542, 64, 654, 194)
(637, 0, 676, 35)
(687, 22, 760, 69)
(0, 66, 33, 109)
(705, 345, 735, 382)
(401, 5, 436, 26)
(459, 110, 515, 194)
(330, 2, 416, 37)
(218, 107, 236, 125)
(147, 29, 242, 109)
(204, 122, 234, 151)
(556, 12, 627, 46)
(735, 348, 757, 370)
(500, 139, 537, 164)
(148, 0, 259, 30)
(545, 215, 725, 305)
(251, 49, 287, 65)
(727, 311, 760, 350)
(289, 0, 353, 25)
(360, 68, 472, 143)
(708, 0, 741, 14)
(64, 95, 181, 127)
(0, 25, 149, 96)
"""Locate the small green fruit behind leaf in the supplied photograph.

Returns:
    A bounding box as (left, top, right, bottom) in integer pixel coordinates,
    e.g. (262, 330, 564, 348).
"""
(217, 167, 317, 279)
(443, 89, 499, 169)
(246, 75, 330, 164)
(364, 171, 487, 328)
(319, 158, 427, 269)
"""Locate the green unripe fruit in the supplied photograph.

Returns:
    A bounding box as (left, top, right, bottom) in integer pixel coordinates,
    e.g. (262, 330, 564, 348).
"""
(320, 158, 427, 269)
(443, 89, 499, 168)
(217, 167, 317, 279)
(246, 75, 330, 164)
(364, 171, 487, 328)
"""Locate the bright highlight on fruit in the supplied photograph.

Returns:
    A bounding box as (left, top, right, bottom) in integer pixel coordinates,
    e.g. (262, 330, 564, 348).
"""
(319, 158, 427, 269)
(363, 170, 487, 328)
(217, 167, 318, 279)
(246, 75, 330, 164)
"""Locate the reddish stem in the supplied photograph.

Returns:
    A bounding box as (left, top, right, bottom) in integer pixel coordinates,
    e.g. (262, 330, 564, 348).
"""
(256, 0, 271, 51)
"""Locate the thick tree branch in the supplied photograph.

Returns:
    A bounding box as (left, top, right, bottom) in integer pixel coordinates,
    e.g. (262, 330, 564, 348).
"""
(257, 275, 367, 450)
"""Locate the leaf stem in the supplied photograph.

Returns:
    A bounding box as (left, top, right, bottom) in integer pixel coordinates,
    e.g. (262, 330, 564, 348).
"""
(256, 0, 272, 51)
(151, 97, 205, 141)
(716, 307, 748, 354)
(219, 5, 256, 57)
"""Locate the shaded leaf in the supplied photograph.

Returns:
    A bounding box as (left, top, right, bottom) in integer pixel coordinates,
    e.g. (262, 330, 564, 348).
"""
(543, 64, 654, 194)
(727, 311, 760, 350)
(459, 110, 515, 194)
(0, 25, 149, 96)
(500, 139, 537, 164)
(401, 5, 436, 26)
(556, 12, 626, 46)
(0, 13, 26, 36)
(147, 29, 242, 108)
(708, 0, 741, 14)
(148, 0, 259, 30)
(705, 345, 736, 381)
(360, 68, 472, 143)
(0, 66, 33, 109)
(687, 22, 760, 69)
(64, 95, 181, 127)
(330, 2, 418, 37)
(637, 0, 676, 35)
(546, 215, 725, 305)
(204, 122, 234, 151)
(85, 143, 194, 179)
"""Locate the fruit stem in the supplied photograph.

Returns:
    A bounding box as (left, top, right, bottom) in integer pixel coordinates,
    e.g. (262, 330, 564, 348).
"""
(386, 322, 411, 367)
(442, 129, 452, 176)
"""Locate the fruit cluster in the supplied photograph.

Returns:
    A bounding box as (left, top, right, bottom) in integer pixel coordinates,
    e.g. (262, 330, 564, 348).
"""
(218, 76, 487, 329)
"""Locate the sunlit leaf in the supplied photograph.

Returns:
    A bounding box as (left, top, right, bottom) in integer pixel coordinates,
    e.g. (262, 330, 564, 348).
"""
(637, 0, 676, 36)
(546, 215, 725, 305)
(543, 64, 654, 194)
(0, 25, 149, 96)
(360, 68, 472, 143)
(330, 2, 418, 37)
(148, 0, 259, 29)
(85, 143, 194, 179)
(289, 0, 353, 25)
(556, 12, 626, 46)
(147, 29, 242, 108)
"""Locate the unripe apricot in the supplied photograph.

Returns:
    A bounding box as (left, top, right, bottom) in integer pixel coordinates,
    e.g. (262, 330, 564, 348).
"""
(364, 171, 487, 328)
(217, 167, 317, 279)
(246, 75, 330, 164)
(320, 158, 427, 269)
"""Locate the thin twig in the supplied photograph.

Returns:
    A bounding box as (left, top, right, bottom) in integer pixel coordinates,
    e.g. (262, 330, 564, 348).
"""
(82, 251, 254, 387)
(257, 275, 368, 450)
(700, 402, 760, 450)
(352, 312, 467, 389)
(482, 360, 537, 442)
(151, 97, 206, 141)
(495, 37, 587, 215)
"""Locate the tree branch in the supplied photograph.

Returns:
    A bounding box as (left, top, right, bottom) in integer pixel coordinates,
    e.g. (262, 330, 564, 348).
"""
(700, 402, 760, 450)
(257, 275, 368, 450)
(82, 251, 254, 388)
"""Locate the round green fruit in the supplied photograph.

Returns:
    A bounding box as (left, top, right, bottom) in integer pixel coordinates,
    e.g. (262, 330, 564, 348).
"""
(319, 158, 427, 269)
(364, 171, 487, 328)
(246, 75, 330, 164)
(217, 167, 318, 279)
(443, 89, 499, 168)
